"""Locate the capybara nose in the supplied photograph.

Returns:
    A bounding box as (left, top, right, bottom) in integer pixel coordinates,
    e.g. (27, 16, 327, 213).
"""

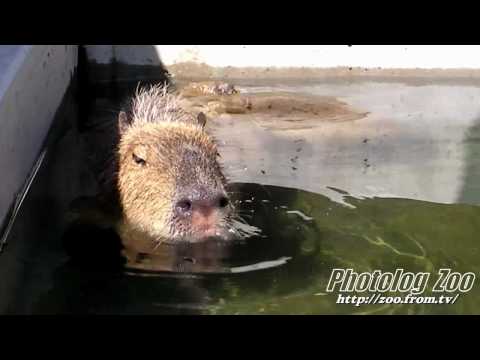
(175, 192, 229, 216)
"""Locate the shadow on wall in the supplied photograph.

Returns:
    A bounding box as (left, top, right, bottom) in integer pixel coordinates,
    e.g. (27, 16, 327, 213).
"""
(81, 45, 172, 108)
(458, 115, 480, 206)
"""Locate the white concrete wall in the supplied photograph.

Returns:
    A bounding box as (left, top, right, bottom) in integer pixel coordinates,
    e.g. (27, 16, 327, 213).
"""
(86, 45, 480, 69)
(0, 45, 77, 227)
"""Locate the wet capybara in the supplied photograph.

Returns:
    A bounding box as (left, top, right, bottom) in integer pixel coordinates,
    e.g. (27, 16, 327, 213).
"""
(73, 84, 240, 257)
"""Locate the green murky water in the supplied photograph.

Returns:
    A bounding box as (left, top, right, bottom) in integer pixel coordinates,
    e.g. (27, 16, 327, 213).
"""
(27, 183, 480, 315)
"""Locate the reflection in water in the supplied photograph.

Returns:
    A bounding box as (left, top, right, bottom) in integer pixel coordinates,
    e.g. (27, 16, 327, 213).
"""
(31, 183, 480, 315)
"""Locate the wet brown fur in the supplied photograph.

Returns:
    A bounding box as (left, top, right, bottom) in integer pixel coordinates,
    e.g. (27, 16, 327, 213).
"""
(84, 84, 232, 251)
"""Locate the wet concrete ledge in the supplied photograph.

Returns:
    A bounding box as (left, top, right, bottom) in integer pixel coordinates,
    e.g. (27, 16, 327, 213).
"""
(0, 45, 77, 229)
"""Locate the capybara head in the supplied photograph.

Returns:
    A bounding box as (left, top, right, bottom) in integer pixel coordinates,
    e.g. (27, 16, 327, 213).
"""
(116, 85, 234, 244)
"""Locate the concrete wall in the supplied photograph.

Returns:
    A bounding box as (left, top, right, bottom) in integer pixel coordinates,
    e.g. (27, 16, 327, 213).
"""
(85, 45, 480, 69)
(0, 45, 77, 228)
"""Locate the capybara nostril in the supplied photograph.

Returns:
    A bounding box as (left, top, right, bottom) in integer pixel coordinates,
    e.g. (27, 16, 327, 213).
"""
(176, 199, 192, 214)
(218, 196, 229, 208)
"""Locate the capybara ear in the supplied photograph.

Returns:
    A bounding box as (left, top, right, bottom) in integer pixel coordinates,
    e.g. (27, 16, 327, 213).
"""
(131, 145, 148, 166)
(118, 111, 129, 133)
(197, 112, 207, 129)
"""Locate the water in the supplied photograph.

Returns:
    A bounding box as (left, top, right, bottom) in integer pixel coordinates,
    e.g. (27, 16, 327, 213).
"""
(1, 78, 480, 314)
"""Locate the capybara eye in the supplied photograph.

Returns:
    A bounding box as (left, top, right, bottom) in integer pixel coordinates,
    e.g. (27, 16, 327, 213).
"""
(132, 153, 146, 165)
(176, 199, 192, 212)
(219, 196, 229, 208)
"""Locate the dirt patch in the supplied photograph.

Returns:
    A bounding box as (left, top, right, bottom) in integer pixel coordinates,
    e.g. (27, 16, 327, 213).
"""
(177, 83, 368, 126)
